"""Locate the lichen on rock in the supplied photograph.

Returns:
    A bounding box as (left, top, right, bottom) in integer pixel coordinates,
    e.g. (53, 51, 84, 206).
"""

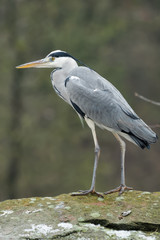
(0, 191, 159, 239)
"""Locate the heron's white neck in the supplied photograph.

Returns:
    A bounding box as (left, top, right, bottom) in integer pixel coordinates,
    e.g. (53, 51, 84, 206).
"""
(51, 57, 78, 103)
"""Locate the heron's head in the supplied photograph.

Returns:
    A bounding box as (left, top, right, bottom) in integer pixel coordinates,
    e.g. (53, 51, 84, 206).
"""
(16, 50, 78, 69)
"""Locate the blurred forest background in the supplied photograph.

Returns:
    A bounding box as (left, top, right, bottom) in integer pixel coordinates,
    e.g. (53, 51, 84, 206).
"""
(0, 0, 160, 201)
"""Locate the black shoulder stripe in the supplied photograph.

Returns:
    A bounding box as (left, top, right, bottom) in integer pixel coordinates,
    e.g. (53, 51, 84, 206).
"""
(71, 100, 85, 118)
(65, 77, 70, 87)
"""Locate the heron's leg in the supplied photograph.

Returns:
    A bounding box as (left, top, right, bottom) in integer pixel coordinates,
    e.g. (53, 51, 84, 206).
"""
(104, 133, 133, 195)
(72, 117, 103, 198)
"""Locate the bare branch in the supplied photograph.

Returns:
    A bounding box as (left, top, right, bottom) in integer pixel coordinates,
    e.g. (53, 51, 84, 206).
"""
(135, 92, 160, 106)
(149, 124, 160, 128)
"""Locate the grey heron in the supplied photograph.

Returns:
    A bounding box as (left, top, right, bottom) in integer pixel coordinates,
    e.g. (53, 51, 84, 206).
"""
(16, 50, 158, 197)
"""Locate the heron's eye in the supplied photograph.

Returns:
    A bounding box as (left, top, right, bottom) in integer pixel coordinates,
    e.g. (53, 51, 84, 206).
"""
(49, 56, 54, 62)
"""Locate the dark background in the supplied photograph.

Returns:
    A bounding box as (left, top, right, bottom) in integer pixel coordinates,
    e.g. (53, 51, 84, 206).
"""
(0, 0, 159, 201)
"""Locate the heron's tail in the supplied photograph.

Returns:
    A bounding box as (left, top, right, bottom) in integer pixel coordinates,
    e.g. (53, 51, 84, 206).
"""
(126, 131, 158, 149)
(121, 121, 158, 149)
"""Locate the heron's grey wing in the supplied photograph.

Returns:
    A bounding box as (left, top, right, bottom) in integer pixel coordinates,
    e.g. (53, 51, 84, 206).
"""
(65, 75, 136, 131)
(65, 74, 156, 146)
(69, 67, 138, 117)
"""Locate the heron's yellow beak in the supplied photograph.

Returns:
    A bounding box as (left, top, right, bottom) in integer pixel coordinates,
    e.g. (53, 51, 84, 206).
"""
(16, 58, 52, 69)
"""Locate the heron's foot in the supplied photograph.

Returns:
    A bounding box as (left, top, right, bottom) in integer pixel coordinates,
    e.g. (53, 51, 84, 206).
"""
(71, 189, 104, 198)
(104, 184, 133, 196)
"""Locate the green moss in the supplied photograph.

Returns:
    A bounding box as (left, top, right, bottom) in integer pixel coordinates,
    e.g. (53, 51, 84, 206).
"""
(0, 191, 159, 239)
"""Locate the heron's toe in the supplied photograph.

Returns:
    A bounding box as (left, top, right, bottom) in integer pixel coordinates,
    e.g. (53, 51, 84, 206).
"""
(104, 184, 133, 195)
(71, 189, 103, 198)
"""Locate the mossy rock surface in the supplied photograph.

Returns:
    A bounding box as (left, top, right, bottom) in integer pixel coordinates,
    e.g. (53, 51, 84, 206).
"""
(0, 191, 160, 239)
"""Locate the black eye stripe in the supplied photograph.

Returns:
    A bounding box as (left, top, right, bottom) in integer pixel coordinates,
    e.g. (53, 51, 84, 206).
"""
(49, 51, 73, 58)
(48, 51, 89, 68)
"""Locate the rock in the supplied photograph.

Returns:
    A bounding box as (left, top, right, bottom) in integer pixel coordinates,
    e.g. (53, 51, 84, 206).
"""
(0, 191, 160, 239)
